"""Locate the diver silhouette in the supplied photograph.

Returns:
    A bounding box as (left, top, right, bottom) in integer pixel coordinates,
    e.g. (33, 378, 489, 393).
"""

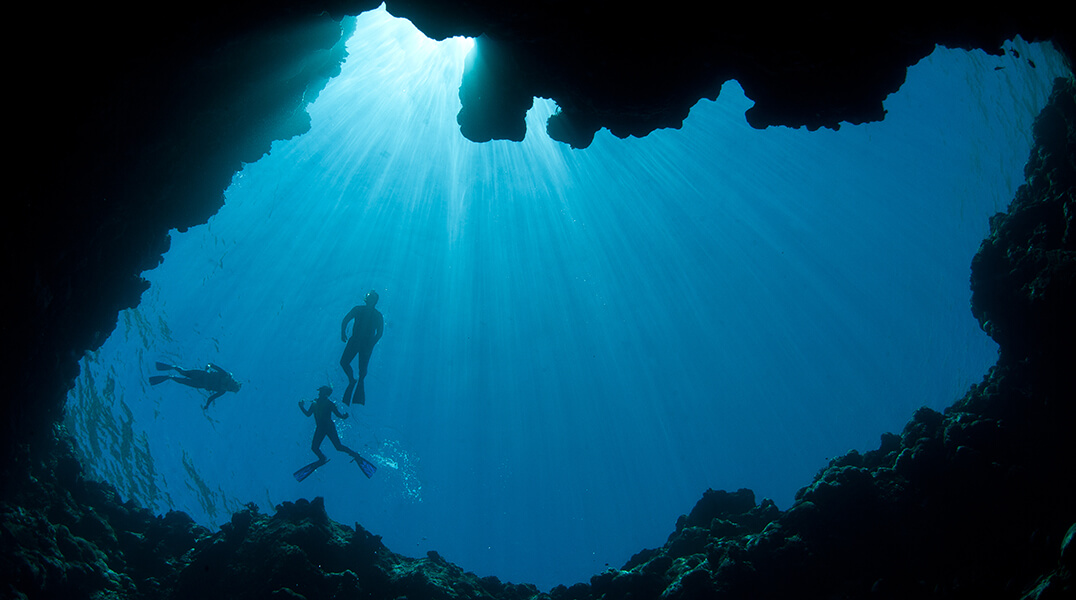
(339, 290, 384, 406)
(294, 385, 376, 481)
(149, 362, 241, 409)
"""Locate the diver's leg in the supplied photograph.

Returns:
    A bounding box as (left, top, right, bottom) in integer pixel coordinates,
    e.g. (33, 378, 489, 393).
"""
(340, 342, 359, 405)
(353, 346, 372, 405)
(327, 426, 361, 460)
(170, 377, 199, 389)
(311, 428, 328, 462)
(340, 341, 359, 384)
(172, 369, 209, 389)
(358, 346, 372, 381)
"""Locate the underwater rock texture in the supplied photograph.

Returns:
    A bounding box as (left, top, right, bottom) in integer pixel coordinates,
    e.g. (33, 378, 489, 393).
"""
(5, 2, 363, 477)
(5, 0, 1074, 474)
(3, 2, 1075, 599)
(386, 2, 1075, 148)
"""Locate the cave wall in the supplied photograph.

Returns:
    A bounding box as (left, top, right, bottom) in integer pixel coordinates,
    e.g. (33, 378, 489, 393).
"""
(386, 2, 1075, 148)
(4, 1, 373, 476)
(3, 2, 1074, 598)
(3, 78, 1072, 598)
(5, 0, 1072, 474)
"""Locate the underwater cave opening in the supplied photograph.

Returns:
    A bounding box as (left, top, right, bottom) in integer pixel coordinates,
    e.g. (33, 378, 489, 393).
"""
(61, 6, 1071, 591)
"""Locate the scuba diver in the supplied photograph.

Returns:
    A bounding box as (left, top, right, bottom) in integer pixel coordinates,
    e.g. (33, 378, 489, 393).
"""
(149, 362, 241, 409)
(339, 290, 384, 406)
(294, 385, 376, 481)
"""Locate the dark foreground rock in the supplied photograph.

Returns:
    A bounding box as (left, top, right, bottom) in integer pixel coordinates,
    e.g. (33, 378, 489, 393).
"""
(4, 79, 1073, 599)
(1, 432, 544, 600)
(6, 3, 1075, 470)
(3, 2, 1075, 599)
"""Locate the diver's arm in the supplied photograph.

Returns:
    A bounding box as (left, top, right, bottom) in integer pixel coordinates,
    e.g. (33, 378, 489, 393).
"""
(341, 307, 357, 342)
(299, 401, 313, 416)
(373, 314, 384, 345)
(204, 390, 225, 409)
(333, 404, 349, 420)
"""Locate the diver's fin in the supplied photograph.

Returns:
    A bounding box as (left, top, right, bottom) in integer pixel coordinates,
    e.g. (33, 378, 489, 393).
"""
(148, 375, 171, 385)
(342, 381, 356, 406)
(352, 455, 377, 479)
(293, 459, 329, 482)
(155, 362, 174, 371)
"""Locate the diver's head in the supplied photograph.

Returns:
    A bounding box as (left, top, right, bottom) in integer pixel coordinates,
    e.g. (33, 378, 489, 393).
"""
(228, 379, 242, 393)
(365, 290, 379, 306)
(317, 385, 332, 398)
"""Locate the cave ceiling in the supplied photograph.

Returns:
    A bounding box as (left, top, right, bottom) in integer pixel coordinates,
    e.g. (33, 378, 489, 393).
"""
(4, 1, 1072, 463)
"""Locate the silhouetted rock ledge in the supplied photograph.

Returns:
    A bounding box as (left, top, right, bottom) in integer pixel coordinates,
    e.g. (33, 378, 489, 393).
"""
(4, 74, 1074, 600)
(4, 2, 1075, 599)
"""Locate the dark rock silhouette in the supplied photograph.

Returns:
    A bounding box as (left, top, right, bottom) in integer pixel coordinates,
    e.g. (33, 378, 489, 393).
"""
(388, 2, 1075, 148)
(3, 2, 1074, 599)
(4, 74, 1073, 600)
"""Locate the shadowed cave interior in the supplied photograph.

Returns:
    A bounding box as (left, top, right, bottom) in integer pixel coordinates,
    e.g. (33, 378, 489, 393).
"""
(3, 2, 1075, 599)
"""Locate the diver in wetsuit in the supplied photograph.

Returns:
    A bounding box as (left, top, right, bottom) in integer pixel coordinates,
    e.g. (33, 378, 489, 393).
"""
(150, 362, 241, 409)
(299, 385, 362, 464)
(339, 290, 384, 406)
(294, 386, 376, 480)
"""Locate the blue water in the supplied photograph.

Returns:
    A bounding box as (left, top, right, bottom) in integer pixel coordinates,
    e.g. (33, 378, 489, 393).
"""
(66, 7, 1070, 591)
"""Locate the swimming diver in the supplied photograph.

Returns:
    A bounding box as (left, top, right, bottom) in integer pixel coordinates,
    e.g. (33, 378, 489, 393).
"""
(339, 290, 384, 406)
(294, 385, 376, 481)
(149, 362, 241, 409)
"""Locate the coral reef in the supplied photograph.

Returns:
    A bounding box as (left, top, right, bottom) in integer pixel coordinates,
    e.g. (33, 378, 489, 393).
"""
(4, 74, 1073, 600)
(3, 2, 1074, 599)
(2, 432, 542, 600)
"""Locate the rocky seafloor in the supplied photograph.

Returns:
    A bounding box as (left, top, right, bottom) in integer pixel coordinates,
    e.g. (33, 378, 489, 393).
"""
(3, 72, 1074, 600)
(4, 2, 1076, 597)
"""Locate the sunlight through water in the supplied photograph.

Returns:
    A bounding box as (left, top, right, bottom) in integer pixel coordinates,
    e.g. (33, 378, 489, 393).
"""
(66, 5, 1071, 591)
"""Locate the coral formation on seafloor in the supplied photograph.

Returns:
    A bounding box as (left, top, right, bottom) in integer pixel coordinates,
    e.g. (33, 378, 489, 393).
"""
(3, 2, 1073, 597)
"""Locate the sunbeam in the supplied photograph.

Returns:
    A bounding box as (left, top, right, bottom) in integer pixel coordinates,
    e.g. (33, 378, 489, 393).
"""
(65, 6, 1070, 590)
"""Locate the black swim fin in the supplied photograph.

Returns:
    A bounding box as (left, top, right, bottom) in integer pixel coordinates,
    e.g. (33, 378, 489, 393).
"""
(148, 375, 171, 386)
(293, 459, 329, 482)
(155, 362, 174, 371)
(352, 455, 377, 479)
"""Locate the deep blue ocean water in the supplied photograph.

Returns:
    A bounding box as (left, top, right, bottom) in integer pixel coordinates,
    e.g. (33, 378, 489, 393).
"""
(66, 7, 1070, 591)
